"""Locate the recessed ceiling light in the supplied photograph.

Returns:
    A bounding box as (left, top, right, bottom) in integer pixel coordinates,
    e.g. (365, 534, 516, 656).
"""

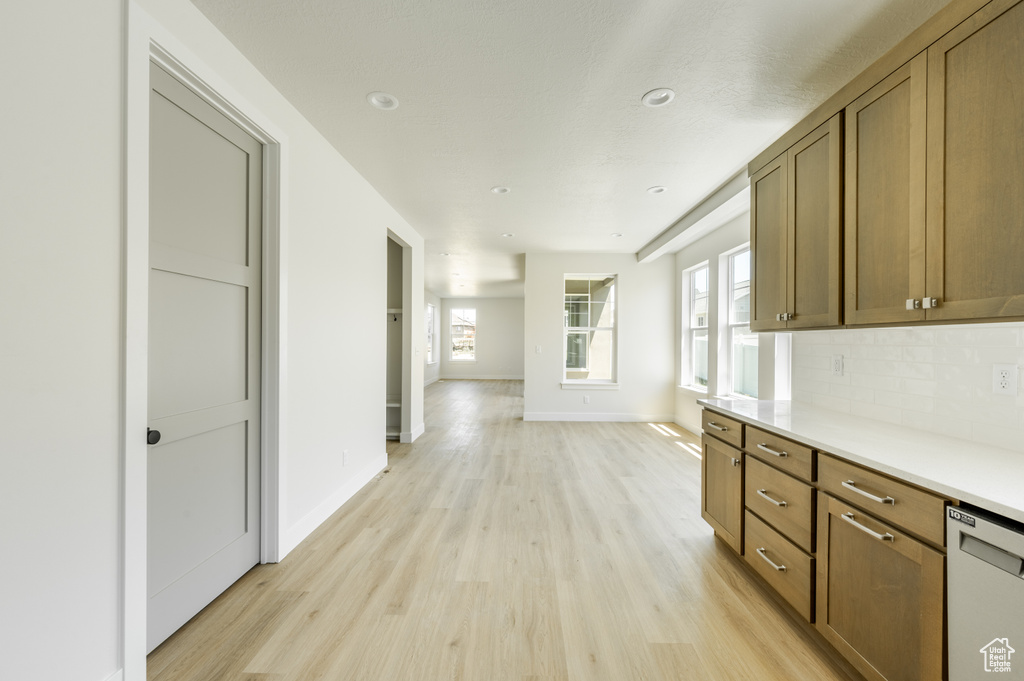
(452, 273, 461, 277)
(459, 284, 465, 288)
(438, 252, 450, 256)
(501, 233, 514, 238)
(491, 186, 510, 194)
(647, 186, 666, 194)
(366, 91, 399, 110)
(642, 88, 675, 108)
(611, 233, 623, 237)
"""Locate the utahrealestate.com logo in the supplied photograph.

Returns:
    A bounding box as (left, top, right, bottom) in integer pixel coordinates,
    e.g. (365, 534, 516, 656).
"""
(980, 638, 1015, 673)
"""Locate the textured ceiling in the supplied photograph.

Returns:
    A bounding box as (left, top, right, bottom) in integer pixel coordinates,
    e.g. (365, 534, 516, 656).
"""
(190, 0, 950, 297)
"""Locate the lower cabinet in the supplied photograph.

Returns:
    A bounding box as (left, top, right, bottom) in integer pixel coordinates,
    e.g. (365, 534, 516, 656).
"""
(701, 435, 744, 554)
(744, 511, 814, 621)
(816, 493, 945, 681)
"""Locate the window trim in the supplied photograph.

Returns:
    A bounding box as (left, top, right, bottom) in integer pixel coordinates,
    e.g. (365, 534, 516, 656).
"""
(449, 307, 477, 362)
(725, 247, 757, 399)
(681, 262, 710, 391)
(562, 274, 618, 384)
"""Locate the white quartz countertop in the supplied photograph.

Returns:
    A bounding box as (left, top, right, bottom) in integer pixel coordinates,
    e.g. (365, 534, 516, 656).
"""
(698, 399, 1024, 525)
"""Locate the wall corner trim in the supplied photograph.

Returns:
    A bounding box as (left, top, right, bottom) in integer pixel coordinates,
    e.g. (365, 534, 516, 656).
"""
(400, 422, 426, 443)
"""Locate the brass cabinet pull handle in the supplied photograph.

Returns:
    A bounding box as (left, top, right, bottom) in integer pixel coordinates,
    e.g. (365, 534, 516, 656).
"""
(841, 512, 894, 542)
(707, 422, 728, 432)
(757, 443, 788, 458)
(756, 547, 787, 571)
(731, 458, 741, 467)
(756, 489, 787, 507)
(842, 480, 895, 505)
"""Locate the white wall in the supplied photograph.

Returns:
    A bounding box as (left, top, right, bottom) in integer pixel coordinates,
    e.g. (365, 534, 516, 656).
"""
(792, 323, 1024, 454)
(424, 290, 442, 385)
(0, 3, 123, 680)
(673, 212, 789, 436)
(523, 253, 675, 421)
(440, 298, 525, 379)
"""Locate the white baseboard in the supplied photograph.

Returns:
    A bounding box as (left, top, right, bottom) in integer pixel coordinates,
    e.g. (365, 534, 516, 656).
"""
(103, 670, 124, 681)
(400, 422, 425, 443)
(522, 412, 675, 423)
(424, 375, 440, 386)
(280, 452, 387, 558)
(439, 374, 524, 381)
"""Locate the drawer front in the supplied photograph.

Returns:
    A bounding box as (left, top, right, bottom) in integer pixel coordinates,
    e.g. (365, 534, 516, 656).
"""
(702, 409, 743, 449)
(744, 426, 815, 482)
(745, 456, 815, 552)
(744, 510, 814, 622)
(818, 454, 947, 546)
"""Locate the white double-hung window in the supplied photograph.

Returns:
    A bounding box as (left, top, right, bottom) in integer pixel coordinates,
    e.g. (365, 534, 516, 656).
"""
(727, 249, 757, 397)
(564, 275, 617, 383)
(684, 264, 709, 388)
(425, 303, 436, 364)
(450, 308, 476, 361)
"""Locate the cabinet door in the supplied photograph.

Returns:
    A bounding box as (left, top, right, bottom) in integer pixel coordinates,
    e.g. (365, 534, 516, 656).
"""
(787, 113, 843, 329)
(817, 494, 944, 681)
(750, 154, 788, 332)
(845, 54, 928, 326)
(701, 436, 743, 553)
(925, 0, 1024, 321)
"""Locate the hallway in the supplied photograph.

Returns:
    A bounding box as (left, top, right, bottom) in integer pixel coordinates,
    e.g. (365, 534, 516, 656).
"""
(148, 380, 857, 680)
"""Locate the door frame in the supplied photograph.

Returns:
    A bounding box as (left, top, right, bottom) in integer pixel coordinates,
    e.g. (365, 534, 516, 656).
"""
(123, 5, 286, 679)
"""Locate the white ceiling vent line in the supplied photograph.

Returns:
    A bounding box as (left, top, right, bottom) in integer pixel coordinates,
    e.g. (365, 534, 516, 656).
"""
(636, 169, 750, 263)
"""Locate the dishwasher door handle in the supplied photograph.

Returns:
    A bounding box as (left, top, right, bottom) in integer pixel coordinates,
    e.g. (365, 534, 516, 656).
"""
(960, 533, 1024, 577)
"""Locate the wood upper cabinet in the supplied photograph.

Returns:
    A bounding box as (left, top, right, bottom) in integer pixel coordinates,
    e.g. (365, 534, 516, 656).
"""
(816, 493, 945, 681)
(924, 0, 1024, 321)
(751, 114, 843, 331)
(702, 434, 744, 554)
(750, 154, 788, 331)
(845, 54, 928, 326)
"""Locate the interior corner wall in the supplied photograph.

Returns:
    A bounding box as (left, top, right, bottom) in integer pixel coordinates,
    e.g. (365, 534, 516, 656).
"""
(523, 253, 675, 421)
(424, 290, 442, 385)
(440, 297, 525, 379)
(1, 2, 124, 680)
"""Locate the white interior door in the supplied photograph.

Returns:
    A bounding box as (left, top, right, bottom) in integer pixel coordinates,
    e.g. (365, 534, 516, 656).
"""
(147, 62, 262, 653)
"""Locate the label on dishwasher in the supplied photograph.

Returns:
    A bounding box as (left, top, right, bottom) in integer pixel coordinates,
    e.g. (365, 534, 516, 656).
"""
(949, 507, 977, 527)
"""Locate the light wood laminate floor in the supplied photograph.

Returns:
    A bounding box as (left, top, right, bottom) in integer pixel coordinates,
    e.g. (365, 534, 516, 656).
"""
(149, 379, 860, 681)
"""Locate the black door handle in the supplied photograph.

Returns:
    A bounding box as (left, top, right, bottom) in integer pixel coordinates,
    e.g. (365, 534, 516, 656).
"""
(147, 428, 161, 445)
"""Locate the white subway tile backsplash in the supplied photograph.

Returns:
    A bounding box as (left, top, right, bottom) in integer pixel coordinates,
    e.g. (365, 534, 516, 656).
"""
(791, 322, 1024, 454)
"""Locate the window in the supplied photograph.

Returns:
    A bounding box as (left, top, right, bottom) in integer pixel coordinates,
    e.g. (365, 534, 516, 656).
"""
(564, 275, 616, 382)
(450, 308, 476, 361)
(686, 265, 709, 388)
(425, 303, 435, 364)
(728, 249, 757, 397)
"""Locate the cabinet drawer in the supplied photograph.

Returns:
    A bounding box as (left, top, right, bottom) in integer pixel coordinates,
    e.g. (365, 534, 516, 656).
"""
(702, 409, 743, 449)
(744, 511, 814, 622)
(745, 456, 815, 552)
(744, 426, 815, 482)
(818, 454, 947, 546)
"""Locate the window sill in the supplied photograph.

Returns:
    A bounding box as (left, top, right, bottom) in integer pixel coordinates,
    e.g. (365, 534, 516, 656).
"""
(450, 359, 477, 363)
(426, 361, 438, 366)
(561, 381, 619, 391)
(678, 384, 708, 393)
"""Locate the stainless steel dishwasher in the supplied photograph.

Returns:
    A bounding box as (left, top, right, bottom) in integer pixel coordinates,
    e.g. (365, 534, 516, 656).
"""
(947, 504, 1024, 680)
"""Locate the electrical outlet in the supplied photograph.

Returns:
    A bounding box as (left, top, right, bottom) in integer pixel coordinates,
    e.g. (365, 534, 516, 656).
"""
(583, 395, 590, 405)
(992, 365, 1018, 395)
(535, 345, 542, 354)
(831, 354, 844, 377)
